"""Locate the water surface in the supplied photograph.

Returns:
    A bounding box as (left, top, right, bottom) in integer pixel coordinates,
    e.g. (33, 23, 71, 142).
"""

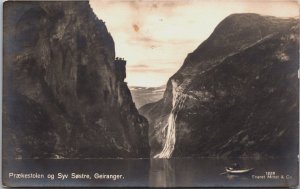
(2, 157, 298, 187)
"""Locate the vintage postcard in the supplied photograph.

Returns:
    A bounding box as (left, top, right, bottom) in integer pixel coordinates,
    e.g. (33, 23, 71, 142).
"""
(2, 0, 299, 187)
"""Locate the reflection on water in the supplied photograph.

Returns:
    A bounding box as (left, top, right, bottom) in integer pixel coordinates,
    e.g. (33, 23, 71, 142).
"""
(149, 157, 298, 187)
(2, 157, 298, 187)
(150, 159, 176, 187)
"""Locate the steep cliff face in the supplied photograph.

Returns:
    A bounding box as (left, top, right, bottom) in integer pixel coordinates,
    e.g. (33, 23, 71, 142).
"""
(3, 1, 149, 159)
(140, 14, 299, 158)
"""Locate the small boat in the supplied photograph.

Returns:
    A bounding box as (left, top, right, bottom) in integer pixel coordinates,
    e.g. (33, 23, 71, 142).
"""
(221, 167, 254, 175)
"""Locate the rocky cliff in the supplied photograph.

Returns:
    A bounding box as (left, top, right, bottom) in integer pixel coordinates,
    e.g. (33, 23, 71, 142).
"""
(140, 14, 299, 158)
(3, 1, 149, 159)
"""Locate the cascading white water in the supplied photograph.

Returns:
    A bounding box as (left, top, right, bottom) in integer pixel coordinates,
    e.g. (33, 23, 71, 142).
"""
(154, 80, 186, 159)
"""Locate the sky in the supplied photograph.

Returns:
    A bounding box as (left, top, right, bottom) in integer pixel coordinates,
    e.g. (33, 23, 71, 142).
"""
(90, 0, 299, 87)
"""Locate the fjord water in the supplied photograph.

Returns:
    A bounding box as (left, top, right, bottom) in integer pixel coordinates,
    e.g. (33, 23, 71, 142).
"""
(3, 157, 298, 187)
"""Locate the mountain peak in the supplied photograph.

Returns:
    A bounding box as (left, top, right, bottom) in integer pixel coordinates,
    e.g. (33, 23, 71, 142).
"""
(177, 14, 298, 74)
(140, 13, 299, 158)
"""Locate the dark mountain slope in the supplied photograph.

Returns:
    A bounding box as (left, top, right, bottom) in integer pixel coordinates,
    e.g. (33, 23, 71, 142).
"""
(140, 14, 299, 158)
(3, 1, 149, 159)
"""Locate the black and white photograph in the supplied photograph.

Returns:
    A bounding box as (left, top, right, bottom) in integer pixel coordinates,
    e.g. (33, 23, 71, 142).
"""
(2, 0, 299, 187)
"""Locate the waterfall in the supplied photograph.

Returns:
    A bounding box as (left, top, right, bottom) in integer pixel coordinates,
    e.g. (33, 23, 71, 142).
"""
(154, 80, 186, 159)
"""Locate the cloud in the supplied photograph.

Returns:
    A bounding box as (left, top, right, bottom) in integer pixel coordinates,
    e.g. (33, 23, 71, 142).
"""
(128, 64, 149, 69)
(90, 0, 299, 87)
(127, 36, 162, 47)
(128, 67, 171, 73)
(127, 64, 171, 73)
